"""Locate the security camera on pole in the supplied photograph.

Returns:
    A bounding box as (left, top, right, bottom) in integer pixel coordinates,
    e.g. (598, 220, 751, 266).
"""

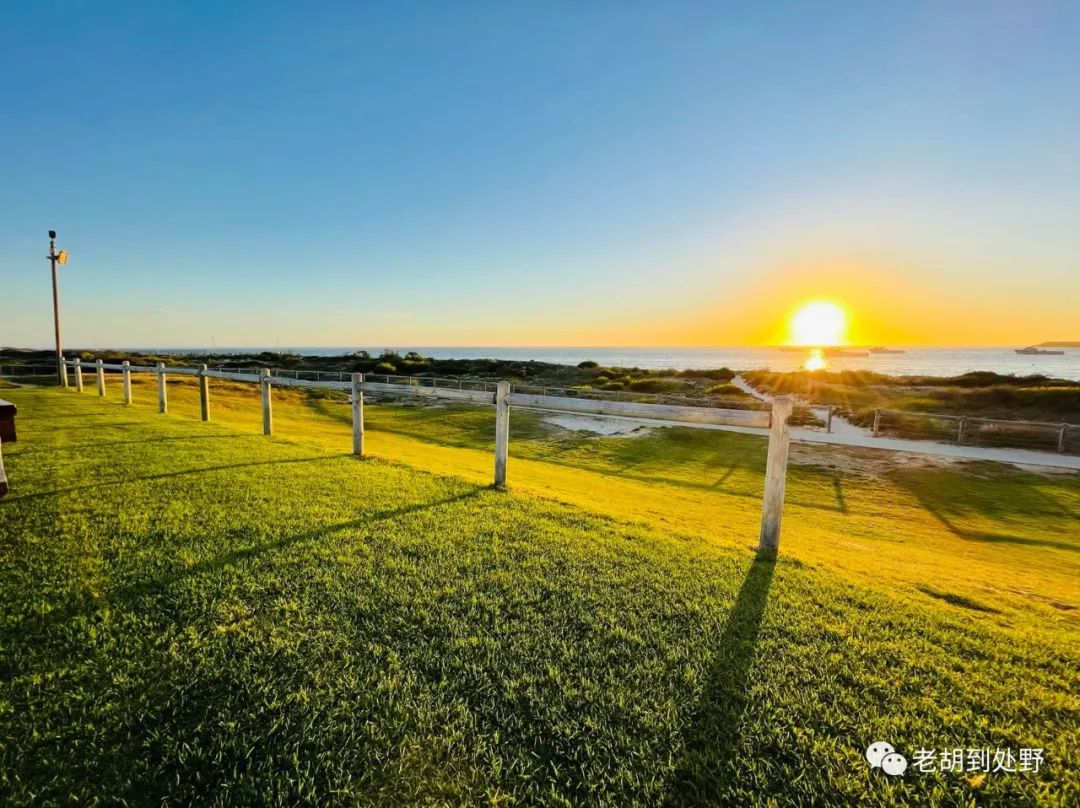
(47, 230, 70, 386)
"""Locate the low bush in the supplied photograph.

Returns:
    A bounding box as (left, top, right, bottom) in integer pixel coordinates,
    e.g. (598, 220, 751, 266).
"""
(705, 383, 747, 398)
(678, 367, 736, 381)
(627, 379, 683, 393)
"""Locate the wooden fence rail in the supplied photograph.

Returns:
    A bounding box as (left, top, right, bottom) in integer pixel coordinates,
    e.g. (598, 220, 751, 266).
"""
(63, 357, 793, 555)
(873, 407, 1072, 453)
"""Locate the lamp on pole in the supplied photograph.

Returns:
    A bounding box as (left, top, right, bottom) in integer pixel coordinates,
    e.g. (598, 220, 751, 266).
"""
(47, 230, 70, 385)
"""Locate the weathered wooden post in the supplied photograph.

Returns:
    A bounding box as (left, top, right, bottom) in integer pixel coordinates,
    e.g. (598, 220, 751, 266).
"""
(758, 395, 794, 557)
(1059, 424, 1069, 454)
(198, 364, 210, 422)
(122, 360, 133, 405)
(351, 373, 364, 456)
(872, 408, 881, 437)
(60, 358, 69, 388)
(74, 358, 84, 392)
(494, 380, 510, 488)
(157, 362, 168, 413)
(261, 369, 273, 436)
(957, 416, 968, 445)
(826, 405, 834, 434)
(96, 359, 106, 397)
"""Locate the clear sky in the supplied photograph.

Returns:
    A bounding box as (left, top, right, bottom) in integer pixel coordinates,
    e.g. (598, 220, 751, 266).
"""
(2, 1, 1078, 349)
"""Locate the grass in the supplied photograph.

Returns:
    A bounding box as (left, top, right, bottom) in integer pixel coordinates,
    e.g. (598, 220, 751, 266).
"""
(0, 380, 1078, 805)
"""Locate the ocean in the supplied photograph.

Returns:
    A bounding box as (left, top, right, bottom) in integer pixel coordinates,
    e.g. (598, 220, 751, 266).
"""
(153, 346, 1080, 382)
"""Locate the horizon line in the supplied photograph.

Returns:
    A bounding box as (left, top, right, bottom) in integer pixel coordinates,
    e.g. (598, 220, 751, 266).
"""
(5, 343, 1070, 352)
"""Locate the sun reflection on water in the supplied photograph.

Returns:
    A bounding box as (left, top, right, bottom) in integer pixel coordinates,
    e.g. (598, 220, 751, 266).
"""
(803, 348, 827, 371)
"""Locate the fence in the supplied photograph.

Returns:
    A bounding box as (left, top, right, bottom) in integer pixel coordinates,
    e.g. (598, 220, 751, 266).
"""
(872, 408, 1075, 454)
(57, 357, 793, 556)
(0, 364, 62, 384)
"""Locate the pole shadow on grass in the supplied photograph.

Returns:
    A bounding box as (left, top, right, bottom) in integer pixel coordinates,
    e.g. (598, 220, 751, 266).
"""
(893, 471, 1079, 553)
(0, 455, 341, 503)
(0, 488, 486, 678)
(665, 556, 776, 806)
(11, 433, 249, 457)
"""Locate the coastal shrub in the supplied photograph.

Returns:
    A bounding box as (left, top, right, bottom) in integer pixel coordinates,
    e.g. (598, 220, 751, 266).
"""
(705, 383, 747, 398)
(627, 379, 683, 393)
(400, 359, 431, 373)
(374, 362, 396, 374)
(601, 381, 625, 391)
(577, 360, 599, 369)
(678, 367, 736, 381)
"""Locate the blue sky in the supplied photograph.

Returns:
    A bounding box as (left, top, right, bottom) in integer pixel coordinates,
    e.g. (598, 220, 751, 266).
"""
(2, 1, 1078, 348)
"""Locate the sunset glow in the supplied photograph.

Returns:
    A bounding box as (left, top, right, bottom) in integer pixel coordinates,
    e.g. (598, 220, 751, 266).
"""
(803, 348, 827, 371)
(788, 301, 848, 346)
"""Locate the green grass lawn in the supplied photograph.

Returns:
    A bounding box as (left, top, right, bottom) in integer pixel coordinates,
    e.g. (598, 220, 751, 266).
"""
(1, 384, 1077, 805)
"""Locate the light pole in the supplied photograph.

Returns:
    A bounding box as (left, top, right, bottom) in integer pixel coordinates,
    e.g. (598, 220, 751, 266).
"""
(47, 229, 70, 385)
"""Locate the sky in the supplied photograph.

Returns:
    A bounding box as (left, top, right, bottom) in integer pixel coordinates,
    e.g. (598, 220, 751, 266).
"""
(2, 1, 1078, 349)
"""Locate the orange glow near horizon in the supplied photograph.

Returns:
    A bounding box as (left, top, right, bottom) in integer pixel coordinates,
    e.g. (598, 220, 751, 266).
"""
(787, 300, 849, 346)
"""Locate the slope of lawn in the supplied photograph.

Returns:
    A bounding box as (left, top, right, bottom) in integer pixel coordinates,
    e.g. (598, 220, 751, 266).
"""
(0, 384, 1077, 806)
(107, 374, 1080, 639)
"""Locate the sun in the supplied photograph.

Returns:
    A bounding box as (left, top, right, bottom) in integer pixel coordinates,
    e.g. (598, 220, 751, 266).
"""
(789, 300, 848, 346)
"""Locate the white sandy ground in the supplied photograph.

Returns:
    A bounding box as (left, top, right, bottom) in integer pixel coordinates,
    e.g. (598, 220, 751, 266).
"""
(529, 377, 1080, 473)
(539, 413, 656, 436)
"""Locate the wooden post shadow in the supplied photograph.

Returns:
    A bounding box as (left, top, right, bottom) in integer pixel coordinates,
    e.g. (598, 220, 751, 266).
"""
(665, 557, 777, 805)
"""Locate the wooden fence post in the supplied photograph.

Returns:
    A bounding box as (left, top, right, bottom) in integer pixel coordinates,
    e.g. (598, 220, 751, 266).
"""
(122, 360, 132, 405)
(1059, 424, 1069, 454)
(60, 358, 69, 388)
(351, 373, 364, 456)
(198, 364, 210, 422)
(957, 416, 967, 445)
(826, 405, 834, 434)
(74, 358, 84, 393)
(261, 369, 273, 436)
(96, 359, 106, 397)
(157, 362, 168, 413)
(494, 380, 510, 488)
(758, 395, 794, 557)
(872, 408, 881, 436)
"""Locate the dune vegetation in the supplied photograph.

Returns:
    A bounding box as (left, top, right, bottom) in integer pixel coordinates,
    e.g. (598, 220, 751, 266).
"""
(0, 379, 1077, 805)
(744, 369, 1080, 427)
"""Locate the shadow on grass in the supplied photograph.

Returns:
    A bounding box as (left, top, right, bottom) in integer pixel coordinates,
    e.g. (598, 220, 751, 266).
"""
(122, 488, 485, 601)
(26, 421, 147, 433)
(893, 472, 1079, 553)
(0, 488, 485, 678)
(0, 455, 342, 504)
(665, 556, 776, 806)
(334, 406, 849, 515)
(712, 461, 741, 488)
(11, 433, 251, 456)
(832, 476, 848, 515)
